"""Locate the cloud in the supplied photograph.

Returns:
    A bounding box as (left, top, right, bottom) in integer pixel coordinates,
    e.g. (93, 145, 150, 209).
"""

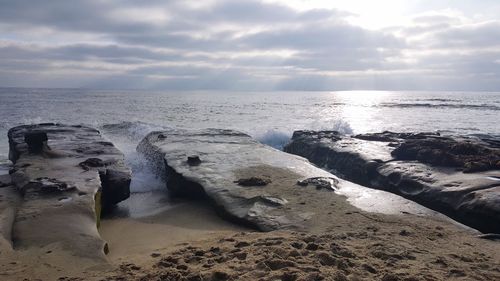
(0, 0, 499, 90)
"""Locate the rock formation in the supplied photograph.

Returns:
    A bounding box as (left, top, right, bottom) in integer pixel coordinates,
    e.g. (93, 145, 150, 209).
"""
(5, 123, 131, 258)
(284, 131, 500, 233)
(137, 129, 440, 231)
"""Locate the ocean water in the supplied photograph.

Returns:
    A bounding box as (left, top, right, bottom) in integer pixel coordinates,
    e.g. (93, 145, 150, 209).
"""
(1, 88, 499, 216)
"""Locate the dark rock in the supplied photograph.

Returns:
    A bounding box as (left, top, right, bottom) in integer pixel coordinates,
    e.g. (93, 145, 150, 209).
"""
(23, 177, 75, 194)
(391, 137, 500, 172)
(284, 130, 500, 233)
(296, 177, 338, 191)
(234, 177, 271, 186)
(100, 169, 131, 208)
(79, 158, 105, 170)
(187, 155, 201, 166)
(24, 131, 48, 153)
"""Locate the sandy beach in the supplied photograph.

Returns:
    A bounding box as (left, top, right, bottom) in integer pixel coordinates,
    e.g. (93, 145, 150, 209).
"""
(3, 183, 499, 281)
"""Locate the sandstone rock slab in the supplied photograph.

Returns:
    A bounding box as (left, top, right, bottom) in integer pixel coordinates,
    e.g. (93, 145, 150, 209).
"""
(7, 123, 131, 258)
(138, 129, 440, 231)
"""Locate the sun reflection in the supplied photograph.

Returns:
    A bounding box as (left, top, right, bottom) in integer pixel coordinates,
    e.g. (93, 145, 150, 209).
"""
(334, 91, 393, 133)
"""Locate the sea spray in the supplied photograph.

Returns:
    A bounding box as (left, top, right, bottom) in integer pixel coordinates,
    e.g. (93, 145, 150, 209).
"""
(253, 119, 353, 150)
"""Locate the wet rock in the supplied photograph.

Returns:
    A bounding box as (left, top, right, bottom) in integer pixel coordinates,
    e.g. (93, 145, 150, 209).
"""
(7, 123, 131, 259)
(285, 130, 500, 234)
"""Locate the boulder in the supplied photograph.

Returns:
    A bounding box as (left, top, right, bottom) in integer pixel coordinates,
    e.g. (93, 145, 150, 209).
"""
(284, 130, 500, 233)
(7, 123, 131, 258)
(137, 129, 440, 231)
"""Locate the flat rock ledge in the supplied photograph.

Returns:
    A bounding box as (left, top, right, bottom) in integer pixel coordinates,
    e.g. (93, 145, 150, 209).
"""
(137, 129, 440, 232)
(5, 123, 131, 259)
(284, 130, 500, 233)
(138, 129, 335, 231)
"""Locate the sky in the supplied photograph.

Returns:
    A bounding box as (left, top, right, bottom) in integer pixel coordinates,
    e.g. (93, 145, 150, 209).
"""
(0, 0, 499, 91)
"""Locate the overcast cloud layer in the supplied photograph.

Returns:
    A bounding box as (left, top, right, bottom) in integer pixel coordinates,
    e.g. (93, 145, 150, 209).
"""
(0, 0, 499, 91)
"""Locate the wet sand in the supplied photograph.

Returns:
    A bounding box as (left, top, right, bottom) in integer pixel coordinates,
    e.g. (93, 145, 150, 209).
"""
(99, 199, 249, 263)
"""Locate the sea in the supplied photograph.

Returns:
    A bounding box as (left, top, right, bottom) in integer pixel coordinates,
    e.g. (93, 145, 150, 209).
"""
(1, 88, 499, 217)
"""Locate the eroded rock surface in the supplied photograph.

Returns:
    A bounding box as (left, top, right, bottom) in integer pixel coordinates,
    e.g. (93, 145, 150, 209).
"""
(6, 123, 131, 258)
(284, 130, 500, 233)
(138, 129, 442, 231)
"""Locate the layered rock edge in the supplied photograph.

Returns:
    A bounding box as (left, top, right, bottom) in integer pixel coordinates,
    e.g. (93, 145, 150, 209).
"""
(284, 131, 500, 233)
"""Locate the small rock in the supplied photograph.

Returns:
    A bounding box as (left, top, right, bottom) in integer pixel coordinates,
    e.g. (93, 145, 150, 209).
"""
(399, 229, 411, 236)
(234, 177, 271, 186)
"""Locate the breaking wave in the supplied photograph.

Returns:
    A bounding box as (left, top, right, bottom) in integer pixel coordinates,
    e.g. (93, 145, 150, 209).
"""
(101, 121, 172, 142)
(100, 121, 171, 193)
(254, 130, 292, 150)
(253, 119, 353, 150)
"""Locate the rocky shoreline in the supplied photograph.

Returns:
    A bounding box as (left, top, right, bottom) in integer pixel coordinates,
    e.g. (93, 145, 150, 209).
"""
(0, 124, 499, 280)
(284, 131, 500, 234)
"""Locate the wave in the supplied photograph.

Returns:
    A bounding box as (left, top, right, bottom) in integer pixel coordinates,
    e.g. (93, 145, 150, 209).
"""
(101, 121, 171, 142)
(253, 119, 353, 150)
(379, 102, 500, 111)
(100, 121, 171, 193)
(417, 98, 461, 102)
(253, 130, 292, 150)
